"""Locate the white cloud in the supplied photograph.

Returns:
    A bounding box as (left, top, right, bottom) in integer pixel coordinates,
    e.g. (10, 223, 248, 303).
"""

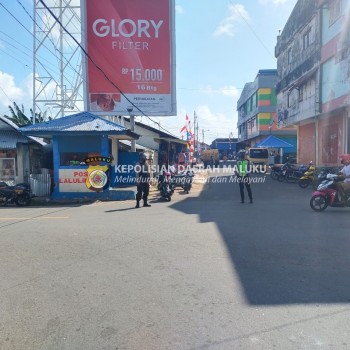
(198, 85, 240, 99)
(193, 105, 238, 141)
(0, 72, 27, 111)
(213, 4, 250, 37)
(219, 85, 240, 98)
(175, 5, 184, 14)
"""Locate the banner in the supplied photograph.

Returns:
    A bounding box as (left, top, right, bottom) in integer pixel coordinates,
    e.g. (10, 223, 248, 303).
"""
(83, 0, 176, 116)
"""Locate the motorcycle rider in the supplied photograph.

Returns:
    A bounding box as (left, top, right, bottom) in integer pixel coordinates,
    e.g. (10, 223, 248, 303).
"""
(337, 155, 350, 204)
(135, 152, 151, 208)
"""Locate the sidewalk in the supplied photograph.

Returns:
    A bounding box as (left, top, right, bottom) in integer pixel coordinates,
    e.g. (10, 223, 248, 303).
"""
(30, 169, 210, 206)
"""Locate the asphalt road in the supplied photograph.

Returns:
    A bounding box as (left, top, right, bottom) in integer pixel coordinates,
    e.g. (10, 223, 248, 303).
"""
(1, 170, 350, 350)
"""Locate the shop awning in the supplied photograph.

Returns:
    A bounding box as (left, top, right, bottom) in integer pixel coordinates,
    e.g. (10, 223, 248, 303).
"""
(119, 140, 149, 151)
(255, 135, 293, 148)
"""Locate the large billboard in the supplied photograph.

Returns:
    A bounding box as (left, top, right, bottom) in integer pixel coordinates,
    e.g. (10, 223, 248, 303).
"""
(83, 0, 176, 116)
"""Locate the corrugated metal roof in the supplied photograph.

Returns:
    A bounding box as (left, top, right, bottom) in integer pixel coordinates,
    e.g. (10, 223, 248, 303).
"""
(0, 130, 30, 149)
(20, 112, 139, 140)
(0, 116, 48, 147)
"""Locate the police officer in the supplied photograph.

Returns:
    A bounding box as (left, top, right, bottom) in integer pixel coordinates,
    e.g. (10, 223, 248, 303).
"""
(135, 152, 151, 208)
(235, 151, 253, 204)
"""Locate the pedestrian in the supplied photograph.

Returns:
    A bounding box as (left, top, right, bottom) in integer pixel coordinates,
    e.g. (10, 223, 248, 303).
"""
(135, 152, 151, 208)
(235, 151, 253, 204)
(178, 149, 186, 172)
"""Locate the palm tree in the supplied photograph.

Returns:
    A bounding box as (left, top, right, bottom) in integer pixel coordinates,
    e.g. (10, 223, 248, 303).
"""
(4, 102, 51, 126)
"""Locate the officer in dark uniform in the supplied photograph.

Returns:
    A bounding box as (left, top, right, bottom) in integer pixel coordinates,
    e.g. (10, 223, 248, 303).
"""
(135, 152, 151, 208)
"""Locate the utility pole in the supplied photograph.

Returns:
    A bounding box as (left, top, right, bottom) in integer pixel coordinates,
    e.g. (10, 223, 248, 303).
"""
(196, 117, 199, 157)
(202, 129, 209, 144)
(193, 111, 197, 159)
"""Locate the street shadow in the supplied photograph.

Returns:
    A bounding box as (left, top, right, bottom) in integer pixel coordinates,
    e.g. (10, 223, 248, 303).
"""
(170, 174, 350, 305)
(105, 207, 136, 212)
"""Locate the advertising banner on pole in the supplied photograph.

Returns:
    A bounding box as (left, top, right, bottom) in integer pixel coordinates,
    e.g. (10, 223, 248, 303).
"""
(83, 0, 176, 116)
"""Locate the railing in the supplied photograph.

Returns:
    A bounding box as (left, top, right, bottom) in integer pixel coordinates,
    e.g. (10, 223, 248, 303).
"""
(29, 168, 51, 197)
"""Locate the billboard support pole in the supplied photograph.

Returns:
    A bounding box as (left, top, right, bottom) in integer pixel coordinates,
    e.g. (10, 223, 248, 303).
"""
(127, 107, 136, 152)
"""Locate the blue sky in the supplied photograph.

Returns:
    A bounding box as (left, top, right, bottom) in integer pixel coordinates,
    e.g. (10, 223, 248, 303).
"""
(0, 0, 297, 144)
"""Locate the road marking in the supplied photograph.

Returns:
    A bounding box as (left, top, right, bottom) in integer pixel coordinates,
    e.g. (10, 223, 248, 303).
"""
(0, 216, 69, 220)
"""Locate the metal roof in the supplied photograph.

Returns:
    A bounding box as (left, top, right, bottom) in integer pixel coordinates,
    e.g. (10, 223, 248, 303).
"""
(0, 130, 35, 149)
(0, 116, 48, 147)
(19, 112, 139, 140)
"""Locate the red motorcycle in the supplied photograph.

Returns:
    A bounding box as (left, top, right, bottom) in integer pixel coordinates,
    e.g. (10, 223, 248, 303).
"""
(310, 174, 350, 211)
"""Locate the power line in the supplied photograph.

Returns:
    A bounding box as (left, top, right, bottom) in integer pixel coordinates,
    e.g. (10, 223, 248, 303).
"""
(0, 2, 82, 86)
(228, 0, 275, 59)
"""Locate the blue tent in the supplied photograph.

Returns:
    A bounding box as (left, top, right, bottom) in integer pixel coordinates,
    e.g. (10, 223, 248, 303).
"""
(255, 135, 293, 148)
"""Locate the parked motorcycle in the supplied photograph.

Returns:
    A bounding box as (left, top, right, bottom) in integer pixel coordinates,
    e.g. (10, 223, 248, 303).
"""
(156, 171, 173, 201)
(299, 167, 333, 189)
(277, 162, 308, 183)
(171, 170, 194, 194)
(0, 182, 32, 206)
(297, 163, 316, 188)
(270, 164, 284, 180)
(310, 174, 350, 211)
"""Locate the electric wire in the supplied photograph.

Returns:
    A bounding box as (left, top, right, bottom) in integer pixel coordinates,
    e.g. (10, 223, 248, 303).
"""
(18, 0, 83, 90)
(0, 2, 83, 92)
(228, 0, 275, 59)
(38, 0, 178, 137)
(2, 1, 194, 138)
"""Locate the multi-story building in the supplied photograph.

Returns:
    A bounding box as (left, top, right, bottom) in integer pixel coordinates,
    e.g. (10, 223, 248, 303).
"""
(237, 69, 297, 154)
(275, 0, 350, 165)
(319, 0, 350, 164)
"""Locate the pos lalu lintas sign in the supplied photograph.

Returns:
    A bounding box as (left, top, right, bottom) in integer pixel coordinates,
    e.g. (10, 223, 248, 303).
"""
(58, 156, 111, 193)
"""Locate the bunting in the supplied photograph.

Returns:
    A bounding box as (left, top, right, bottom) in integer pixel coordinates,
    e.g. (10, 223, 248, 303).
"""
(180, 114, 189, 134)
(180, 114, 194, 164)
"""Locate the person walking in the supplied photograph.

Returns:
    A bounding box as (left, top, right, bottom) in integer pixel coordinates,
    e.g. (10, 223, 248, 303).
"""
(235, 151, 253, 204)
(135, 152, 151, 208)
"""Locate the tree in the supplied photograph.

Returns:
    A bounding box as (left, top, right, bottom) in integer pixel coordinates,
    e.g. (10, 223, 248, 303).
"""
(5, 102, 31, 126)
(4, 102, 51, 126)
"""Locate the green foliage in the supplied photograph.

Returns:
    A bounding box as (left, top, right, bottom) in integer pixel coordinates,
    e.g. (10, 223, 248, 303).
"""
(4, 102, 52, 126)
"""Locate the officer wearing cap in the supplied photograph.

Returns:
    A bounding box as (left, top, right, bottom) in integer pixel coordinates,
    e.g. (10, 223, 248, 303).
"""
(135, 152, 151, 208)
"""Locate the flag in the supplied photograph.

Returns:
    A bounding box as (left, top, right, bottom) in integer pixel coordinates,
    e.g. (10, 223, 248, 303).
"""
(180, 114, 190, 134)
(179, 114, 194, 163)
(180, 125, 186, 133)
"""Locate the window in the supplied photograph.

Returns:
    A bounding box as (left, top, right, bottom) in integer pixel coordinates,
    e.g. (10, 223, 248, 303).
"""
(60, 152, 88, 166)
(303, 29, 311, 50)
(288, 47, 292, 64)
(329, 0, 341, 25)
(249, 148, 268, 159)
(298, 85, 304, 101)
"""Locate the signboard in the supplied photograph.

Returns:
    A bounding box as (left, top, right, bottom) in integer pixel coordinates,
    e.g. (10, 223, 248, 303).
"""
(83, 0, 176, 116)
(58, 169, 89, 192)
